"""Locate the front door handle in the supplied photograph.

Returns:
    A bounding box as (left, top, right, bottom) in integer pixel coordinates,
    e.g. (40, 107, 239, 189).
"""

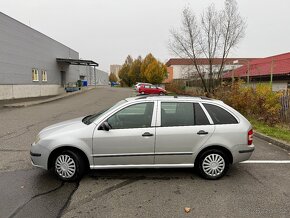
(142, 132, 154, 137)
(197, 130, 208, 135)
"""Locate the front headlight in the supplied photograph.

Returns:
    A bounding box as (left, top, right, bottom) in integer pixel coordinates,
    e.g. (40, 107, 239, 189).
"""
(34, 135, 41, 144)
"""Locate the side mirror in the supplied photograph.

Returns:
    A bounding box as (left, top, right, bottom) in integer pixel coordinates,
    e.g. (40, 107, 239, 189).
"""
(99, 122, 111, 131)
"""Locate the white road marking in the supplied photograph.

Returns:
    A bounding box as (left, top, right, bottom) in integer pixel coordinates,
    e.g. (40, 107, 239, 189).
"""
(241, 160, 290, 164)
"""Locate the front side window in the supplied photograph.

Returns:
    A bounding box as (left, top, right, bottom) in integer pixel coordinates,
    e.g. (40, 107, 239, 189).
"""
(108, 102, 154, 129)
(32, 68, 39, 81)
(203, 103, 238, 124)
(161, 102, 194, 127)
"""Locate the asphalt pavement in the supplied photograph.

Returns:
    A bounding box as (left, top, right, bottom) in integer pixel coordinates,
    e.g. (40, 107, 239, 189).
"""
(0, 86, 289, 218)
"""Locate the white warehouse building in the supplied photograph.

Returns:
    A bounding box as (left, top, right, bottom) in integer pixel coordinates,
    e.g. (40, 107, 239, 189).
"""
(0, 12, 108, 100)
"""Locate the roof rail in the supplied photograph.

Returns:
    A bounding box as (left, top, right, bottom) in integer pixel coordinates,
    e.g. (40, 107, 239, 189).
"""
(136, 94, 162, 99)
(199, 96, 214, 100)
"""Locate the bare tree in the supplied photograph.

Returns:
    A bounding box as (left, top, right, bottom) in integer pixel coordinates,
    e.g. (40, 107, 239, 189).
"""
(169, 0, 246, 94)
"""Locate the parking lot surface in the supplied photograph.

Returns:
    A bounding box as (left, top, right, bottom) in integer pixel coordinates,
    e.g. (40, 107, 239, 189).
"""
(0, 86, 289, 218)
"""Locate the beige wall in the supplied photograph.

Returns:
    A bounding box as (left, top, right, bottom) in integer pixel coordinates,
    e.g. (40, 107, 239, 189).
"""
(0, 84, 64, 100)
(245, 81, 288, 91)
(172, 64, 243, 79)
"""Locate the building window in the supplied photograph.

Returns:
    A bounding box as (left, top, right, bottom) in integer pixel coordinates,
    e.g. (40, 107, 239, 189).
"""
(42, 70, 47, 82)
(32, 69, 39, 81)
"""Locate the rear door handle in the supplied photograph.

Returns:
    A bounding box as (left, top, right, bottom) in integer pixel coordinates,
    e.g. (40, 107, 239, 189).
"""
(142, 132, 154, 137)
(197, 130, 208, 135)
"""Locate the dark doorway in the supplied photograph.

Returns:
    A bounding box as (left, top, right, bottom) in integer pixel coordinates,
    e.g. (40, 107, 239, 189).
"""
(60, 71, 66, 87)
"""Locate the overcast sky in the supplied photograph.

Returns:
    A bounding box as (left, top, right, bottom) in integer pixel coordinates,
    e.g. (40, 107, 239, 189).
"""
(1, 0, 290, 72)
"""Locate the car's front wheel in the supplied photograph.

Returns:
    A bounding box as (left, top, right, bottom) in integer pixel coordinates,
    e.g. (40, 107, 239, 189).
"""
(197, 149, 229, 180)
(54, 150, 85, 181)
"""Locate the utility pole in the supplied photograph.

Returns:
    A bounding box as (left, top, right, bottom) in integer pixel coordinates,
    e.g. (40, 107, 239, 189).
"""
(270, 58, 274, 88)
(247, 60, 250, 85)
(94, 66, 96, 88)
(232, 60, 239, 85)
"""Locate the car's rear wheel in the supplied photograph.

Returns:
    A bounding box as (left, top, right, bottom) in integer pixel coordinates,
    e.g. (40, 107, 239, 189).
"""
(54, 150, 85, 181)
(197, 149, 229, 180)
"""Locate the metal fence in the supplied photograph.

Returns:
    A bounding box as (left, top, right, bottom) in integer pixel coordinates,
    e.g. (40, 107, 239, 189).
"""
(280, 90, 290, 122)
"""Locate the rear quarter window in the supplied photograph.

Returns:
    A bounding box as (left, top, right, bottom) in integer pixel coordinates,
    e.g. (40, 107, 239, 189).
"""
(203, 103, 238, 124)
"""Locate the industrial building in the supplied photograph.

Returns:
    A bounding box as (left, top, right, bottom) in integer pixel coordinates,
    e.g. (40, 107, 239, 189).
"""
(165, 58, 256, 83)
(110, 64, 122, 80)
(0, 12, 108, 100)
(223, 53, 290, 91)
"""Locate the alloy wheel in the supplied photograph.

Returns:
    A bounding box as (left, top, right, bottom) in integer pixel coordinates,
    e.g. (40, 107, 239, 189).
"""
(55, 154, 76, 179)
(202, 153, 225, 177)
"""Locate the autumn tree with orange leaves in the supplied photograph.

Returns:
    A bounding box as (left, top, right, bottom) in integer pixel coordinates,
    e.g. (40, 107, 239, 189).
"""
(119, 53, 167, 86)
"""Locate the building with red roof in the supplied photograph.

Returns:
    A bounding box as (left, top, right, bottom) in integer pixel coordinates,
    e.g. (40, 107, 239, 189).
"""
(223, 53, 290, 91)
(164, 58, 256, 84)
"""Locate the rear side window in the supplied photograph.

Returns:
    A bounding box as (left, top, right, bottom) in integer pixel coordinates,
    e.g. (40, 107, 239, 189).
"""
(194, 103, 210, 125)
(203, 103, 238, 124)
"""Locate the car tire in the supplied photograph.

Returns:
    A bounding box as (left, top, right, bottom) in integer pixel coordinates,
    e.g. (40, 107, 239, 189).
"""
(53, 150, 85, 181)
(159, 92, 165, 95)
(141, 91, 145, 95)
(197, 149, 229, 180)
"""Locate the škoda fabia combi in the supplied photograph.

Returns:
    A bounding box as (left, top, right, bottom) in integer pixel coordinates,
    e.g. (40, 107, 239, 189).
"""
(31, 96, 254, 181)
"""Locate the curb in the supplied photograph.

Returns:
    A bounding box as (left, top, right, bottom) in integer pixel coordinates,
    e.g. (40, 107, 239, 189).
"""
(254, 132, 290, 152)
(3, 87, 95, 108)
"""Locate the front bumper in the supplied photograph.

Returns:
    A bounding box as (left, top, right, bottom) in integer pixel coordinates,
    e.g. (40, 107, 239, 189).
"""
(30, 142, 50, 170)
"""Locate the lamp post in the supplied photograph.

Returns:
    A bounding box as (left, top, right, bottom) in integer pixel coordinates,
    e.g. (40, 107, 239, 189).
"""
(247, 60, 250, 85)
(231, 59, 251, 85)
(270, 58, 274, 88)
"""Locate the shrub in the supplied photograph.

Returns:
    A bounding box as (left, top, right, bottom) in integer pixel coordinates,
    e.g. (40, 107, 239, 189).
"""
(215, 81, 281, 125)
(165, 80, 187, 95)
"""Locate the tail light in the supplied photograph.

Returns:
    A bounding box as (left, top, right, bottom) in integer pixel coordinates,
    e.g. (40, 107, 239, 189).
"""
(248, 129, 253, 145)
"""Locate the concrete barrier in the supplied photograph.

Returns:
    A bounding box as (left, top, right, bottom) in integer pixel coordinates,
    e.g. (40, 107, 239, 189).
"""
(0, 84, 64, 100)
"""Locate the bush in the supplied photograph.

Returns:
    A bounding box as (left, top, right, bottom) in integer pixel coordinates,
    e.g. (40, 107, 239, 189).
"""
(165, 80, 187, 95)
(215, 81, 282, 125)
(166, 80, 205, 96)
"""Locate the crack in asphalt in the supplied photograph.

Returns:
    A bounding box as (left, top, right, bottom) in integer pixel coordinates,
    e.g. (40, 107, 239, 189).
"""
(244, 169, 264, 185)
(0, 93, 116, 142)
(0, 124, 34, 141)
(8, 182, 65, 218)
(0, 149, 28, 152)
(62, 178, 140, 215)
(0, 110, 77, 141)
(57, 182, 80, 218)
(0, 113, 71, 143)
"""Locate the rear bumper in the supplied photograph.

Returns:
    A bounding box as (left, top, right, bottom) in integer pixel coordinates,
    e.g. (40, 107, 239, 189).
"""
(232, 144, 255, 164)
(239, 147, 255, 153)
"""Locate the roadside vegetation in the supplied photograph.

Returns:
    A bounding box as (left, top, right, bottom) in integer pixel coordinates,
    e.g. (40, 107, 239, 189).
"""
(109, 72, 118, 83)
(118, 53, 168, 87)
(248, 118, 290, 144)
(166, 80, 290, 143)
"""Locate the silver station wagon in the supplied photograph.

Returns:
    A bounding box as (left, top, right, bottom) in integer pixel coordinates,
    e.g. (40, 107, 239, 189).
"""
(30, 96, 255, 181)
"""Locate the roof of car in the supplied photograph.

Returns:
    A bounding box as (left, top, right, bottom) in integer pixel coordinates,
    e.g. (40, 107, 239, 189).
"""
(125, 95, 223, 103)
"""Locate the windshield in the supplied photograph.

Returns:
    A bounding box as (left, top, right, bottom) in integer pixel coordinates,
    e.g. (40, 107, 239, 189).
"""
(82, 100, 126, 125)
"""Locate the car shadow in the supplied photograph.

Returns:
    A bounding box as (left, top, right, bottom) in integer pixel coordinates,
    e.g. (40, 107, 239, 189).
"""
(87, 168, 201, 181)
